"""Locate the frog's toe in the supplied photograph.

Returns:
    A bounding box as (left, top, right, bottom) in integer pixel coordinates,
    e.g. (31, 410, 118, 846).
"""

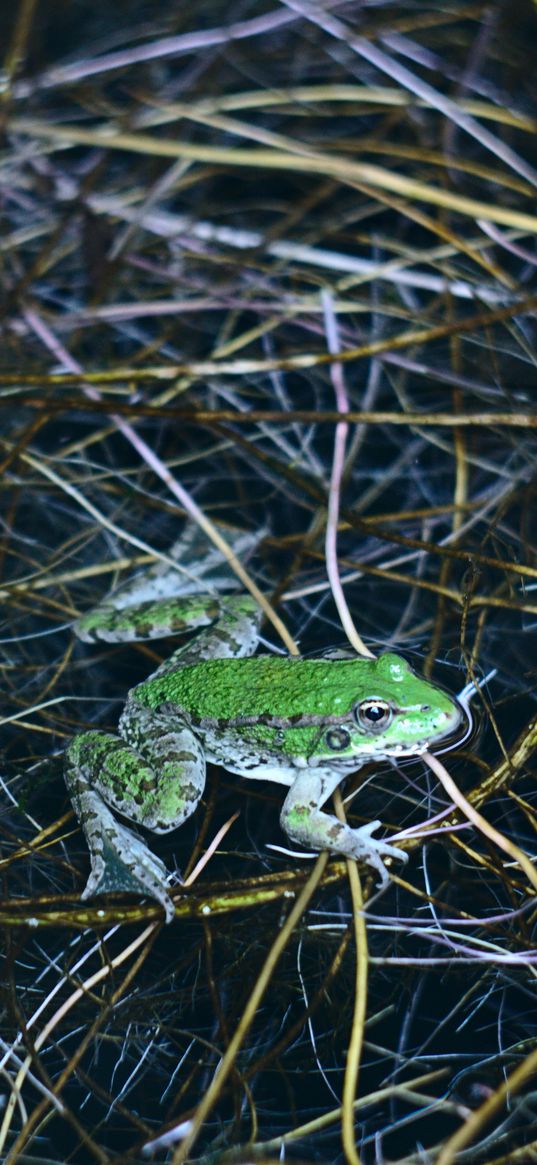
(349, 820, 407, 883)
(355, 820, 407, 857)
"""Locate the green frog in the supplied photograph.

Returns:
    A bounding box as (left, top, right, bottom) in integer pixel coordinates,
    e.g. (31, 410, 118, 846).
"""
(65, 529, 464, 921)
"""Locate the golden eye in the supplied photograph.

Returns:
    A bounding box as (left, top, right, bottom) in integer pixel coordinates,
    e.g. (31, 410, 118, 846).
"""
(355, 699, 392, 733)
(325, 728, 351, 751)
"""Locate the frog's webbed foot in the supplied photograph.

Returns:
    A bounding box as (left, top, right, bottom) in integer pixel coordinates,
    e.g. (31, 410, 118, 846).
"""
(164, 521, 267, 593)
(77, 789, 176, 923)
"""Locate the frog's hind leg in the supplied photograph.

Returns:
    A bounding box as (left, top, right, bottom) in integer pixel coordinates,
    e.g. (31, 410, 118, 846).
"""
(75, 522, 264, 645)
(65, 705, 206, 922)
(75, 583, 262, 661)
(146, 594, 262, 680)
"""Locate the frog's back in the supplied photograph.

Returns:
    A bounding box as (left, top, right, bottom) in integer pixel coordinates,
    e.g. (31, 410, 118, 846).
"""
(133, 655, 373, 722)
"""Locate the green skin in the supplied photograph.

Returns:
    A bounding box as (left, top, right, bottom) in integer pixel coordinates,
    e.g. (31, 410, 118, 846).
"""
(66, 540, 464, 922)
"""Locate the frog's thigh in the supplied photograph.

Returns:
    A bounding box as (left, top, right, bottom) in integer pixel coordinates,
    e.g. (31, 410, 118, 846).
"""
(110, 702, 206, 829)
(67, 708, 205, 829)
(148, 595, 262, 678)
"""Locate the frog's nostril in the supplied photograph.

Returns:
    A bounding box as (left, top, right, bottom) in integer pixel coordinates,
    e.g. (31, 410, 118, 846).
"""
(421, 705, 431, 712)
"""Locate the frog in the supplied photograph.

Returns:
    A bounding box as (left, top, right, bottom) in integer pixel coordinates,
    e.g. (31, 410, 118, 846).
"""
(65, 527, 465, 922)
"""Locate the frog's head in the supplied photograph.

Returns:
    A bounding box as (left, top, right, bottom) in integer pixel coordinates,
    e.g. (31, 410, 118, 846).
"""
(303, 652, 465, 766)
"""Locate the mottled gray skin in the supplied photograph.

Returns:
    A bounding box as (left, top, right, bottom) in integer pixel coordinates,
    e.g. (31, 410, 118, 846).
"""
(66, 530, 464, 921)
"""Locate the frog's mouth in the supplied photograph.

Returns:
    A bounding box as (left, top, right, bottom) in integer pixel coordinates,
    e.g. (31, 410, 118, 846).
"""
(426, 695, 474, 754)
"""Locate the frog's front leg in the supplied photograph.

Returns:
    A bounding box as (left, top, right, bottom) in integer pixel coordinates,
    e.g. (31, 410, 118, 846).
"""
(280, 769, 407, 886)
(65, 703, 205, 922)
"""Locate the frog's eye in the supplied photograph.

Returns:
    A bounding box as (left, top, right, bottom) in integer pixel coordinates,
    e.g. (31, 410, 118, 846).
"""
(325, 728, 351, 751)
(354, 699, 392, 733)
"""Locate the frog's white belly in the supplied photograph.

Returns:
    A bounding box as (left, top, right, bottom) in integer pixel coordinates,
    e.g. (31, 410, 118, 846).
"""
(203, 738, 297, 785)
(200, 722, 367, 785)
